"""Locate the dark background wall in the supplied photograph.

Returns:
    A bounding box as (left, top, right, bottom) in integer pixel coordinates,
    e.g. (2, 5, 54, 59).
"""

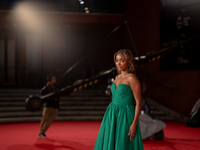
(123, 0, 200, 116)
(0, 0, 199, 116)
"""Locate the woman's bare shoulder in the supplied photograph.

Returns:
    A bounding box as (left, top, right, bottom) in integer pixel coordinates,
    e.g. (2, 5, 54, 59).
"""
(127, 73, 140, 85)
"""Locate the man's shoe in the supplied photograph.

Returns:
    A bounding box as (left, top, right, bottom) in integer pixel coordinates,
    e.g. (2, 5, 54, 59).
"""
(38, 133, 47, 138)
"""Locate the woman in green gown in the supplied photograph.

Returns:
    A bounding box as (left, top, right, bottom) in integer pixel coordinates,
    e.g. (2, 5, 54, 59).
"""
(94, 49, 144, 150)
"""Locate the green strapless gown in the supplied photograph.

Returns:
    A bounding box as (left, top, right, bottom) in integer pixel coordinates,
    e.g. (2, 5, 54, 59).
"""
(94, 83, 144, 150)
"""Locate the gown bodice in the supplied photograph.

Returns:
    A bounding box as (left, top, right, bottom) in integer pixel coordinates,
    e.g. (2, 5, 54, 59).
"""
(111, 83, 135, 105)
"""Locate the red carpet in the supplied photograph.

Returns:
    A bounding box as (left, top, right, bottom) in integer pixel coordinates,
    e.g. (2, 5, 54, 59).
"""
(0, 121, 199, 150)
(143, 121, 200, 150)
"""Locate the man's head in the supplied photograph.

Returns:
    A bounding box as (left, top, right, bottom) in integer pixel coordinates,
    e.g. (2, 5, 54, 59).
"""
(47, 73, 57, 86)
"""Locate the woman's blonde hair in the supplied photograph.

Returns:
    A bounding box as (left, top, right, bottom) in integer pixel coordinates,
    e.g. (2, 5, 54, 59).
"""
(114, 49, 135, 74)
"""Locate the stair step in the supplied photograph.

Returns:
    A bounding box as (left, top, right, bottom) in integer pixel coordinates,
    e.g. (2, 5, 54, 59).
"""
(0, 96, 111, 101)
(0, 100, 111, 107)
(150, 110, 165, 116)
(0, 110, 106, 118)
(0, 106, 108, 112)
(0, 88, 105, 93)
(0, 116, 103, 123)
(0, 92, 106, 97)
(149, 106, 156, 110)
(154, 116, 175, 121)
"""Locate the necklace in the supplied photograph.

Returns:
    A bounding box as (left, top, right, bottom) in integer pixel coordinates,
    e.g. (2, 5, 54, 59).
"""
(120, 72, 128, 78)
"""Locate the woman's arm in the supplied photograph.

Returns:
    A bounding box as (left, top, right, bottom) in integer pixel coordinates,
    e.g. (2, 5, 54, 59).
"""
(128, 74, 142, 141)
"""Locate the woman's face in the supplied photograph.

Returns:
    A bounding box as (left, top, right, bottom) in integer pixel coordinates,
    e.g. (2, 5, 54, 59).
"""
(115, 53, 129, 72)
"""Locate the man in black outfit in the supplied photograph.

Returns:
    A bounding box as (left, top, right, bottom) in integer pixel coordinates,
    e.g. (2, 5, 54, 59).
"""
(38, 73, 61, 138)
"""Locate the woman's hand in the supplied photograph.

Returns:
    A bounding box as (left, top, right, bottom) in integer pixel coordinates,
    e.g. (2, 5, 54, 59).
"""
(128, 123, 136, 141)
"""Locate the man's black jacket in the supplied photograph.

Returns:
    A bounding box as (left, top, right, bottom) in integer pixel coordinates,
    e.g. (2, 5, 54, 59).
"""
(40, 84, 61, 109)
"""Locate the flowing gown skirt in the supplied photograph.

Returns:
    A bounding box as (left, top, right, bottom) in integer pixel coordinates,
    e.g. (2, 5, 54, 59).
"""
(94, 83, 144, 150)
